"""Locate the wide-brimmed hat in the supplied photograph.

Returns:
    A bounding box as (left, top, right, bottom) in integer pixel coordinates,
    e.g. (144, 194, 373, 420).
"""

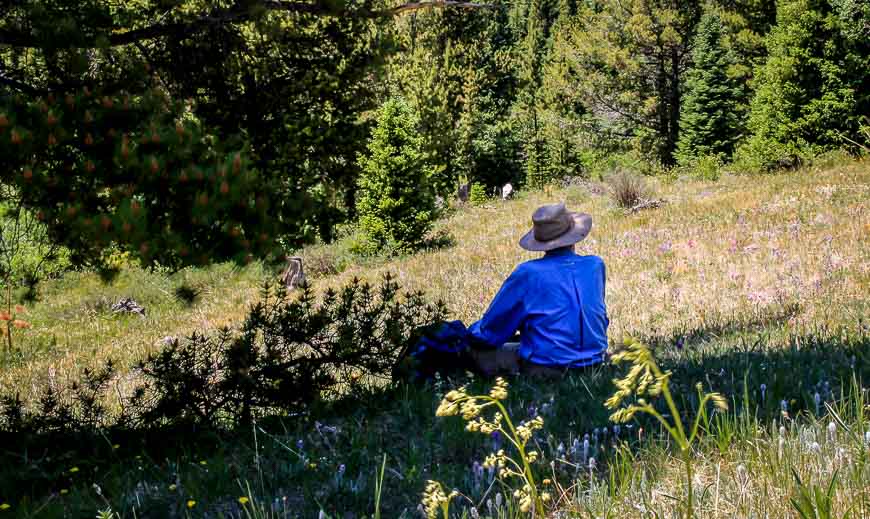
(519, 203, 592, 252)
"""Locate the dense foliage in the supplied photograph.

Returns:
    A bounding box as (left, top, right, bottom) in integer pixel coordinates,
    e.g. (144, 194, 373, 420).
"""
(736, 0, 870, 170)
(1, 0, 868, 265)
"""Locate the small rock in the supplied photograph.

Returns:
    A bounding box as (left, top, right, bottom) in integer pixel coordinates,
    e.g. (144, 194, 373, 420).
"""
(501, 183, 514, 200)
(111, 297, 146, 317)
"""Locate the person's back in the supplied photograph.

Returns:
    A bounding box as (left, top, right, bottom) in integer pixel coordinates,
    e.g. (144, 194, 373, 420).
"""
(467, 203, 609, 374)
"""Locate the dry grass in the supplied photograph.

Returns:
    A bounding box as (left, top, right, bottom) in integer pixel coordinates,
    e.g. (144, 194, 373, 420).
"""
(326, 159, 869, 343)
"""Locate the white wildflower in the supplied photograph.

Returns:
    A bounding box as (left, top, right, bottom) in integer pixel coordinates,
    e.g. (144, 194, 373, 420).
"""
(827, 421, 837, 443)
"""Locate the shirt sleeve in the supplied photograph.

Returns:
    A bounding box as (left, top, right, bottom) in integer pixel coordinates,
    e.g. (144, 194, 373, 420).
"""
(600, 260, 610, 330)
(468, 268, 528, 347)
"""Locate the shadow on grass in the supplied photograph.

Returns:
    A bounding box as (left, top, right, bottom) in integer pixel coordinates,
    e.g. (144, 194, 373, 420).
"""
(0, 323, 866, 518)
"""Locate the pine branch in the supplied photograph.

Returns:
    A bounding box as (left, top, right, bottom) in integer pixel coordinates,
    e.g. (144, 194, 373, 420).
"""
(0, 0, 500, 49)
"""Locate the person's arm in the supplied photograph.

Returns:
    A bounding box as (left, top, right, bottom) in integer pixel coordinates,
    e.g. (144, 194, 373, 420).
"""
(600, 259, 610, 331)
(468, 269, 528, 348)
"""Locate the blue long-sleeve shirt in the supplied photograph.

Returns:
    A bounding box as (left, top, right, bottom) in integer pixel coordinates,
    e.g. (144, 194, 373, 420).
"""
(468, 249, 609, 367)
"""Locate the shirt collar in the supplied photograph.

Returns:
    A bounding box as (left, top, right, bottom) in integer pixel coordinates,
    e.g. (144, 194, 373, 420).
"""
(543, 248, 575, 258)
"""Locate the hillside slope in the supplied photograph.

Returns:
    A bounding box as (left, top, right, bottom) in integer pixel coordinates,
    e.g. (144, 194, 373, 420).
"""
(2, 159, 868, 396)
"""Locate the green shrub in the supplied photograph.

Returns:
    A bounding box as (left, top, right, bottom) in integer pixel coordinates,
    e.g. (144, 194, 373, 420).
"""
(682, 154, 724, 181)
(0, 274, 447, 432)
(0, 192, 71, 300)
(468, 183, 489, 206)
(356, 99, 438, 254)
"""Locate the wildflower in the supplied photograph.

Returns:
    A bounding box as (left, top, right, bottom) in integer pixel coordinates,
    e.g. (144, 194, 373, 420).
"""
(556, 442, 565, 456)
(583, 438, 590, 462)
(760, 384, 767, 401)
(296, 439, 304, 451)
(486, 499, 493, 513)
(827, 421, 837, 442)
(472, 461, 484, 483)
(338, 464, 346, 477)
(112, 444, 120, 450)
(469, 507, 480, 519)
(495, 492, 503, 508)
(588, 457, 597, 471)
(489, 378, 509, 400)
(238, 496, 249, 505)
(541, 492, 551, 503)
(199, 460, 207, 466)
(69, 467, 80, 474)
(169, 484, 177, 491)
(93, 483, 103, 496)
(780, 399, 789, 417)
(60, 489, 69, 495)
(421, 480, 458, 519)
(187, 500, 196, 509)
(814, 392, 821, 414)
(810, 442, 821, 454)
(0, 503, 9, 510)
(543, 478, 552, 485)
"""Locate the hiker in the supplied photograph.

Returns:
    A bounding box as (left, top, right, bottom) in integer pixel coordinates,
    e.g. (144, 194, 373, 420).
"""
(408, 202, 608, 379)
(467, 202, 609, 377)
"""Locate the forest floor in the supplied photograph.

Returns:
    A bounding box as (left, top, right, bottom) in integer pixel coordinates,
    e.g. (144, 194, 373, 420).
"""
(1, 157, 869, 517)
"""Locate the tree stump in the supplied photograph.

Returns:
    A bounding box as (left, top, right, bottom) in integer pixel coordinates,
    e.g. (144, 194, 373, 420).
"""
(281, 256, 307, 290)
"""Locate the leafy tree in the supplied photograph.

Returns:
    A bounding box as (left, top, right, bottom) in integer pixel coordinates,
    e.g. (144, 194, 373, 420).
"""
(356, 99, 437, 253)
(737, 0, 870, 170)
(676, 10, 745, 163)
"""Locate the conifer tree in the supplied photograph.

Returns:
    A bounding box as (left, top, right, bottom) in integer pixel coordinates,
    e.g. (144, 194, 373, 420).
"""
(737, 0, 870, 170)
(676, 10, 744, 164)
(356, 99, 437, 254)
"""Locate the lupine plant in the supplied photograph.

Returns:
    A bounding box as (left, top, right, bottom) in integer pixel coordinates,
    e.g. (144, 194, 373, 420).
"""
(605, 338, 729, 519)
(425, 377, 549, 517)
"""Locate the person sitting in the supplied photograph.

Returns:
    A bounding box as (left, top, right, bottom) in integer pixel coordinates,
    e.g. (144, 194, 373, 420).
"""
(467, 202, 609, 377)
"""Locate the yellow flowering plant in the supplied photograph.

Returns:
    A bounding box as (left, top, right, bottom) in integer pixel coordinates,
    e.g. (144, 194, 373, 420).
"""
(426, 377, 549, 517)
(606, 338, 729, 519)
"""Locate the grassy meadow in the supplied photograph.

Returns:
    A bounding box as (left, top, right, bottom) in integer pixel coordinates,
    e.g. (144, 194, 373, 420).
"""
(1, 157, 869, 517)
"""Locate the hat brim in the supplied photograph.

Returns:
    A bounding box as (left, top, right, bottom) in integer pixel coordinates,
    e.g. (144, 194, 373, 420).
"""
(519, 212, 592, 252)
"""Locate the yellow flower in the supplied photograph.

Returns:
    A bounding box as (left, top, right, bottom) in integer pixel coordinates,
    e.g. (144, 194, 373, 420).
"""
(309, 462, 317, 469)
(199, 460, 207, 466)
(187, 500, 196, 509)
(0, 503, 10, 510)
(69, 467, 79, 474)
(60, 489, 69, 495)
(543, 479, 552, 485)
(169, 484, 177, 491)
(112, 444, 120, 450)
(238, 497, 249, 505)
